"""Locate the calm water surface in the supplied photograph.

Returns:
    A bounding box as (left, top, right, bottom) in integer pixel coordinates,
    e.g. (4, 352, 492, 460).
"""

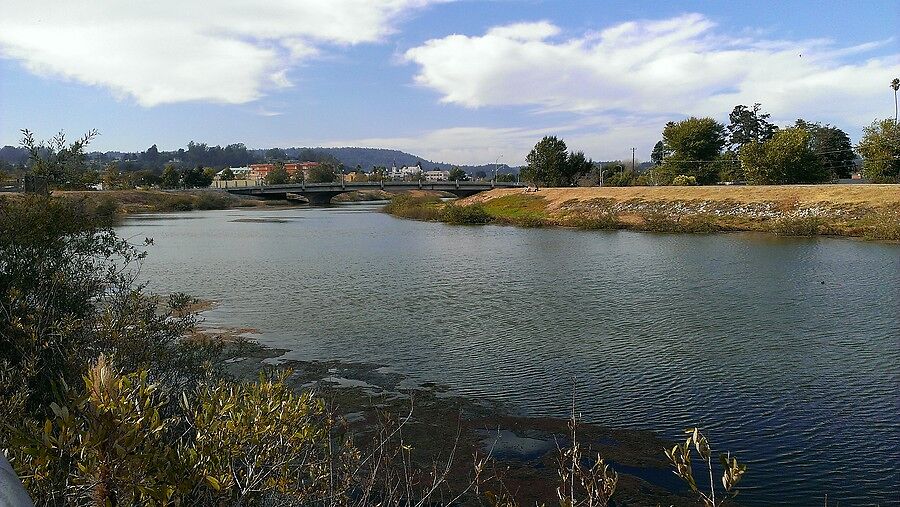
(118, 205, 900, 506)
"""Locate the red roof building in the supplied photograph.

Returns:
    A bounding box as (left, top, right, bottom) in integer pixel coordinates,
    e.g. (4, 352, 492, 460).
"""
(249, 162, 321, 180)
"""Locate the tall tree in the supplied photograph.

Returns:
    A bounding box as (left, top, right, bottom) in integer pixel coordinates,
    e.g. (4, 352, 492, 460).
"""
(726, 103, 777, 150)
(857, 118, 900, 182)
(306, 163, 336, 183)
(448, 167, 468, 181)
(522, 136, 570, 186)
(20, 129, 99, 187)
(265, 148, 287, 161)
(794, 120, 856, 179)
(650, 141, 665, 165)
(891, 78, 899, 122)
(160, 164, 180, 188)
(140, 144, 160, 167)
(739, 128, 826, 184)
(566, 151, 595, 184)
(659, 117, 726, 184)
(265, 161, 290, 185)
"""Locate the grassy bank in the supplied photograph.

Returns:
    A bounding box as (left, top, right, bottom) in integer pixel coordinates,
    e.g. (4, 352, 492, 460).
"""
(52, 189, 269, 215)
(387, 185, 900, 240)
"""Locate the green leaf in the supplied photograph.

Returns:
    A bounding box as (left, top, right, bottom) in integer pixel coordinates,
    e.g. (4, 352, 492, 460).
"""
(205, 475, 221, 491)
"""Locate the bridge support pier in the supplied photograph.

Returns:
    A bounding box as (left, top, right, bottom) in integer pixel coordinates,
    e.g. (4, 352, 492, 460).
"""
(302, 192, 342, 206)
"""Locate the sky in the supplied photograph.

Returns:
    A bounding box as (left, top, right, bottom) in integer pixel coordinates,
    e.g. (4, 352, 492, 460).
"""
(0, 0, 898, 165)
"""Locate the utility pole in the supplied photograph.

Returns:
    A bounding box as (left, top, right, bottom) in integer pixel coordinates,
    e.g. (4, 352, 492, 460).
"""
(631, 147, 636, 172)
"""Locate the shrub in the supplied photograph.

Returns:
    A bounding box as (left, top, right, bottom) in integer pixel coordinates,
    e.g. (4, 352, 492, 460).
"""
(639, 212, 719, 233)
(441, 203, 491, 224)
(671, 174, 698, 186)
(863, 210, 900, 241)
(159, 195, 195, 212)
(666, 428, 746, 507)
(383, 194, 443, 220)
(770, 215, 822, 236)
(92, 197, 121, 224)
(194, 193, 232, 210)
(567, 212, 622, 230)
(640, 212, 682, 232)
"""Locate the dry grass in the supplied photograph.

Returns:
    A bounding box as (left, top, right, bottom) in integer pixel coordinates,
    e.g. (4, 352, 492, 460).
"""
(461, 185, 900, 210)
(54, 189, 261, 214)
(459, 185, 900, 239)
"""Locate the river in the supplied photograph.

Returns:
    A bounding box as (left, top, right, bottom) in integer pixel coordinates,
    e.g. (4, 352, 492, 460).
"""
(117, 203, 900, 506)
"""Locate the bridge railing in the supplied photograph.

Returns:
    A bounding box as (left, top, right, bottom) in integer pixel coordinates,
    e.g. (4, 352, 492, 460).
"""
(227, 180, 522, 192)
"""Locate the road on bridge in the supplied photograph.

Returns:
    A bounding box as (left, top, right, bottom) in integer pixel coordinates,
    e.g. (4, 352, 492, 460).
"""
(224, 180, 523, 206)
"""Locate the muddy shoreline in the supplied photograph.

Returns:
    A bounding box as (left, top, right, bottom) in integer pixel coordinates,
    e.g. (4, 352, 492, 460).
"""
(196, 315, 695, 506)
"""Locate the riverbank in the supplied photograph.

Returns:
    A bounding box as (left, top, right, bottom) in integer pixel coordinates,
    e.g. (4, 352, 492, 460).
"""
(389, 185, 900, 240)
(190, 299, 692, 505)
(204, 325, 695, 506)
(46, 188, 404, 214)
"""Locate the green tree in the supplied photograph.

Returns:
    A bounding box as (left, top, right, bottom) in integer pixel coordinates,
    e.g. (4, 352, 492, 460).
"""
(714, 151, 743, 183)
(265, 162, 290, 185)
(650, 141, 666, 166)
(102, 163, 124, 189)
(891, 78, 899, 122)
(659, 117, 726, 184)
(20, 128, 99, 187)
(292, 167, 306, 183)
(566, 151, 595, 184)
(161, 164, 180, 188)
(795, 120, 856, 179)
(183, 166, 213, 188)
(220, 167, 235, 181)
(523, 136, 572, 187)
(726, 103, 777, 150)
(857, 118, 900, 182)
(739, 127, 827, 184)
(448, 167, 468, 181)
(306, 163, 336, 183)
(264, 148, 286, 161)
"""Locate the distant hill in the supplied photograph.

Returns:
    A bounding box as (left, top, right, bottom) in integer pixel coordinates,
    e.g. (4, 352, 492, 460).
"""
(298, 147, 518, 175)
(1, 143, 519, 175)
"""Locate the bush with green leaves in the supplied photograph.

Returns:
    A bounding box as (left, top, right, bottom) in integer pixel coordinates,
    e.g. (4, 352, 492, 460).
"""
(441, 203, 491, 225)
(672, 174, 698, 186)
(739, 128, 828, 184)
(857, 118, 900, 183)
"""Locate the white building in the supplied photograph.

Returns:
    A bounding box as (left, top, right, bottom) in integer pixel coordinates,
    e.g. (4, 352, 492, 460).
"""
(424, 170, 450, 181)
(388, 162, 423, 180)
(215, 167, 252, 180)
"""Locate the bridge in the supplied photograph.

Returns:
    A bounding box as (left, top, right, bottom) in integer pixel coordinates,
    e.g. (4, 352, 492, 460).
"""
(224, 180, 522, 205)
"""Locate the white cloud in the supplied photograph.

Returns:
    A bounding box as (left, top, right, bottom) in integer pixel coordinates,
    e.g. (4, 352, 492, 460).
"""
(405, 14, 900, 127)
(0, 0, 440, 106)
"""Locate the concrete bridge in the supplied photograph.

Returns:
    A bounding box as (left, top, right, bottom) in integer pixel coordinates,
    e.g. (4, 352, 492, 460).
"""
(224, 180, 522, 206)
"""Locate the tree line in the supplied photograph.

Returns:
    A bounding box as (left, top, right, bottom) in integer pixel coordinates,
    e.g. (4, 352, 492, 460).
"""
(0, 135, 348, 189)
(521, 105, 899, 187)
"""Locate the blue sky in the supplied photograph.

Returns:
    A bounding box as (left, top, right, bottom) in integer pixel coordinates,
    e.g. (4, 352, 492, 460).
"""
(1, 0, 897, 164)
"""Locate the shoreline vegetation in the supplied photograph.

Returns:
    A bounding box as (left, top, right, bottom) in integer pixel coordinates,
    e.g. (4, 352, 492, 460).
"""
(384, 185, 900, 240)
(195, 318, 698, 506)
(0, 188, 396, 218)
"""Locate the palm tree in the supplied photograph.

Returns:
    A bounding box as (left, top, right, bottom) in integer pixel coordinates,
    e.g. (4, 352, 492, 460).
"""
(892, 78, 900, 122)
